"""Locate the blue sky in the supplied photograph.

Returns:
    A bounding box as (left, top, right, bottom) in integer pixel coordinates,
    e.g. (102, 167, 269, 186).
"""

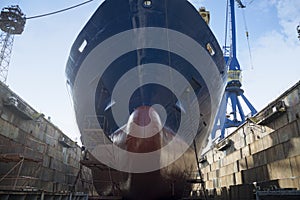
(1, 0, 299, 142)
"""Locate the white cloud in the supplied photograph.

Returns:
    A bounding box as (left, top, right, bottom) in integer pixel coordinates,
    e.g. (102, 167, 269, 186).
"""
(276, 0, 300, 42)
(241, 1, 300, 111)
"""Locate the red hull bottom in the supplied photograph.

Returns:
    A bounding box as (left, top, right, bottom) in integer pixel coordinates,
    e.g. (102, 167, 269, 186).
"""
(90, 106, 197, 199)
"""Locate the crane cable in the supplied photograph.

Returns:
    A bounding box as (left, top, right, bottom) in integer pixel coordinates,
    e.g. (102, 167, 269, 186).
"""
(241, 8, 254, 70)
(25, 0, 94, 20)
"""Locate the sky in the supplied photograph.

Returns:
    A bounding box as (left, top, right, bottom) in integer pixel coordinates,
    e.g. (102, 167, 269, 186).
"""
(0, 0, 299, 143)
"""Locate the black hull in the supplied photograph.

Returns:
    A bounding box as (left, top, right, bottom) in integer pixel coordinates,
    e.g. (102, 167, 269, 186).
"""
(66, 0, 226, 199)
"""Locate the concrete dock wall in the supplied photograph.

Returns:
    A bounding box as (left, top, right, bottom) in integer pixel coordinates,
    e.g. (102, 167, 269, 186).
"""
(200, 81, 300, 199)
(0, 82, 93, 194)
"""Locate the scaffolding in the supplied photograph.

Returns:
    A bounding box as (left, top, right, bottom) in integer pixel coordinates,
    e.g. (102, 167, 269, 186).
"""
(0, 152, 42, 191)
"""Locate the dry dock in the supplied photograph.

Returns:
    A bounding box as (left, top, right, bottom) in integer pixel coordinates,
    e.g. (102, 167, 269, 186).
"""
(1, 78, 300, 199)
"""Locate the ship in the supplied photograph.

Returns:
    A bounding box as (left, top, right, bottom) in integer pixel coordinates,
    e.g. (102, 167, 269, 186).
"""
(66, 0, 226, 199)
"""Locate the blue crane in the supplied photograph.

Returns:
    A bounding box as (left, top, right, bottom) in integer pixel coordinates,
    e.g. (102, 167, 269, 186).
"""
(212, 0, 257, 140)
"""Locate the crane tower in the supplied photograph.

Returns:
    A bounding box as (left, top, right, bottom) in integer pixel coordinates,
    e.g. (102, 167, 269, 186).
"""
(212, 0, 257, 140)
(0, 5, 26, 83)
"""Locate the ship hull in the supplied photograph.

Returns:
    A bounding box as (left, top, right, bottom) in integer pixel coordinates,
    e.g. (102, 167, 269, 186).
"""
(66, 0, 226, 199)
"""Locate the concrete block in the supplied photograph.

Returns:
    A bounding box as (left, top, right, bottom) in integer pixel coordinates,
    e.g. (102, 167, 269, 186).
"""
(262, 132, 279, 149)
(283, 137, 300, 158)
(219, 165, 226, 177)
(15, 129, 26, 144)
(287, 103, 300, 123)
(246, 155, 254, 169)
(277, 121, 298, 144)
(205, 180, 213, 189)
(220, 176, 227, 187)
(235, 172, 243, 185)
(47, 146, 63, 161)
(208, 170, 217, 181)
(255, 165, 269, 182)
(265, 143, 285, 163)
(245, 133, 255, 146)
(263, 125, 276, 135)
(230, 184, 255, 200)
(0, 135, 11, 145)
(212, 178, 219, 188)
(278, 178, 297, 189)
(24, 146, 43, 161)
(267, 158, 293, 180)
(274, 113, 289, 130)
(233, 161, 239, 174)
(229, 185, 239, 200)
(297, 118, 300, 135)
(45, 134, 56, 146)
(54, 170, 66, 184)
(41, 167, 54, 182)
(201, 165, 210, 174)
(20, 162, 40, 177)
(289, 155, 300, 177)
(242, 168, 256, 184)
(252, 151, 267, 167)
(49, 157, 65, 172)
(296, 177, 300, 190)
(236, 139, 246, 150)
(250, 139, 264, 155)
(220, 162, 238, 177)
(226, 174, 235, 186)
(26, 136, 46, 154)
(231, 150, 242, 164)
(0, 120, 19, 140)
(214, 149, 225, 161)
(42, 155, 51, 168)
(211, 160, 221, 171)
(241, 145, 251, 158)
(41, 181, 55, 192)
(203, 172, 209, 181)
(239, 158, 248, 171)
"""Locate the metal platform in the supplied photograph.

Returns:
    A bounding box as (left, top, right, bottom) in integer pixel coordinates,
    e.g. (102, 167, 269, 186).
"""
(0, 191, 88, 200)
